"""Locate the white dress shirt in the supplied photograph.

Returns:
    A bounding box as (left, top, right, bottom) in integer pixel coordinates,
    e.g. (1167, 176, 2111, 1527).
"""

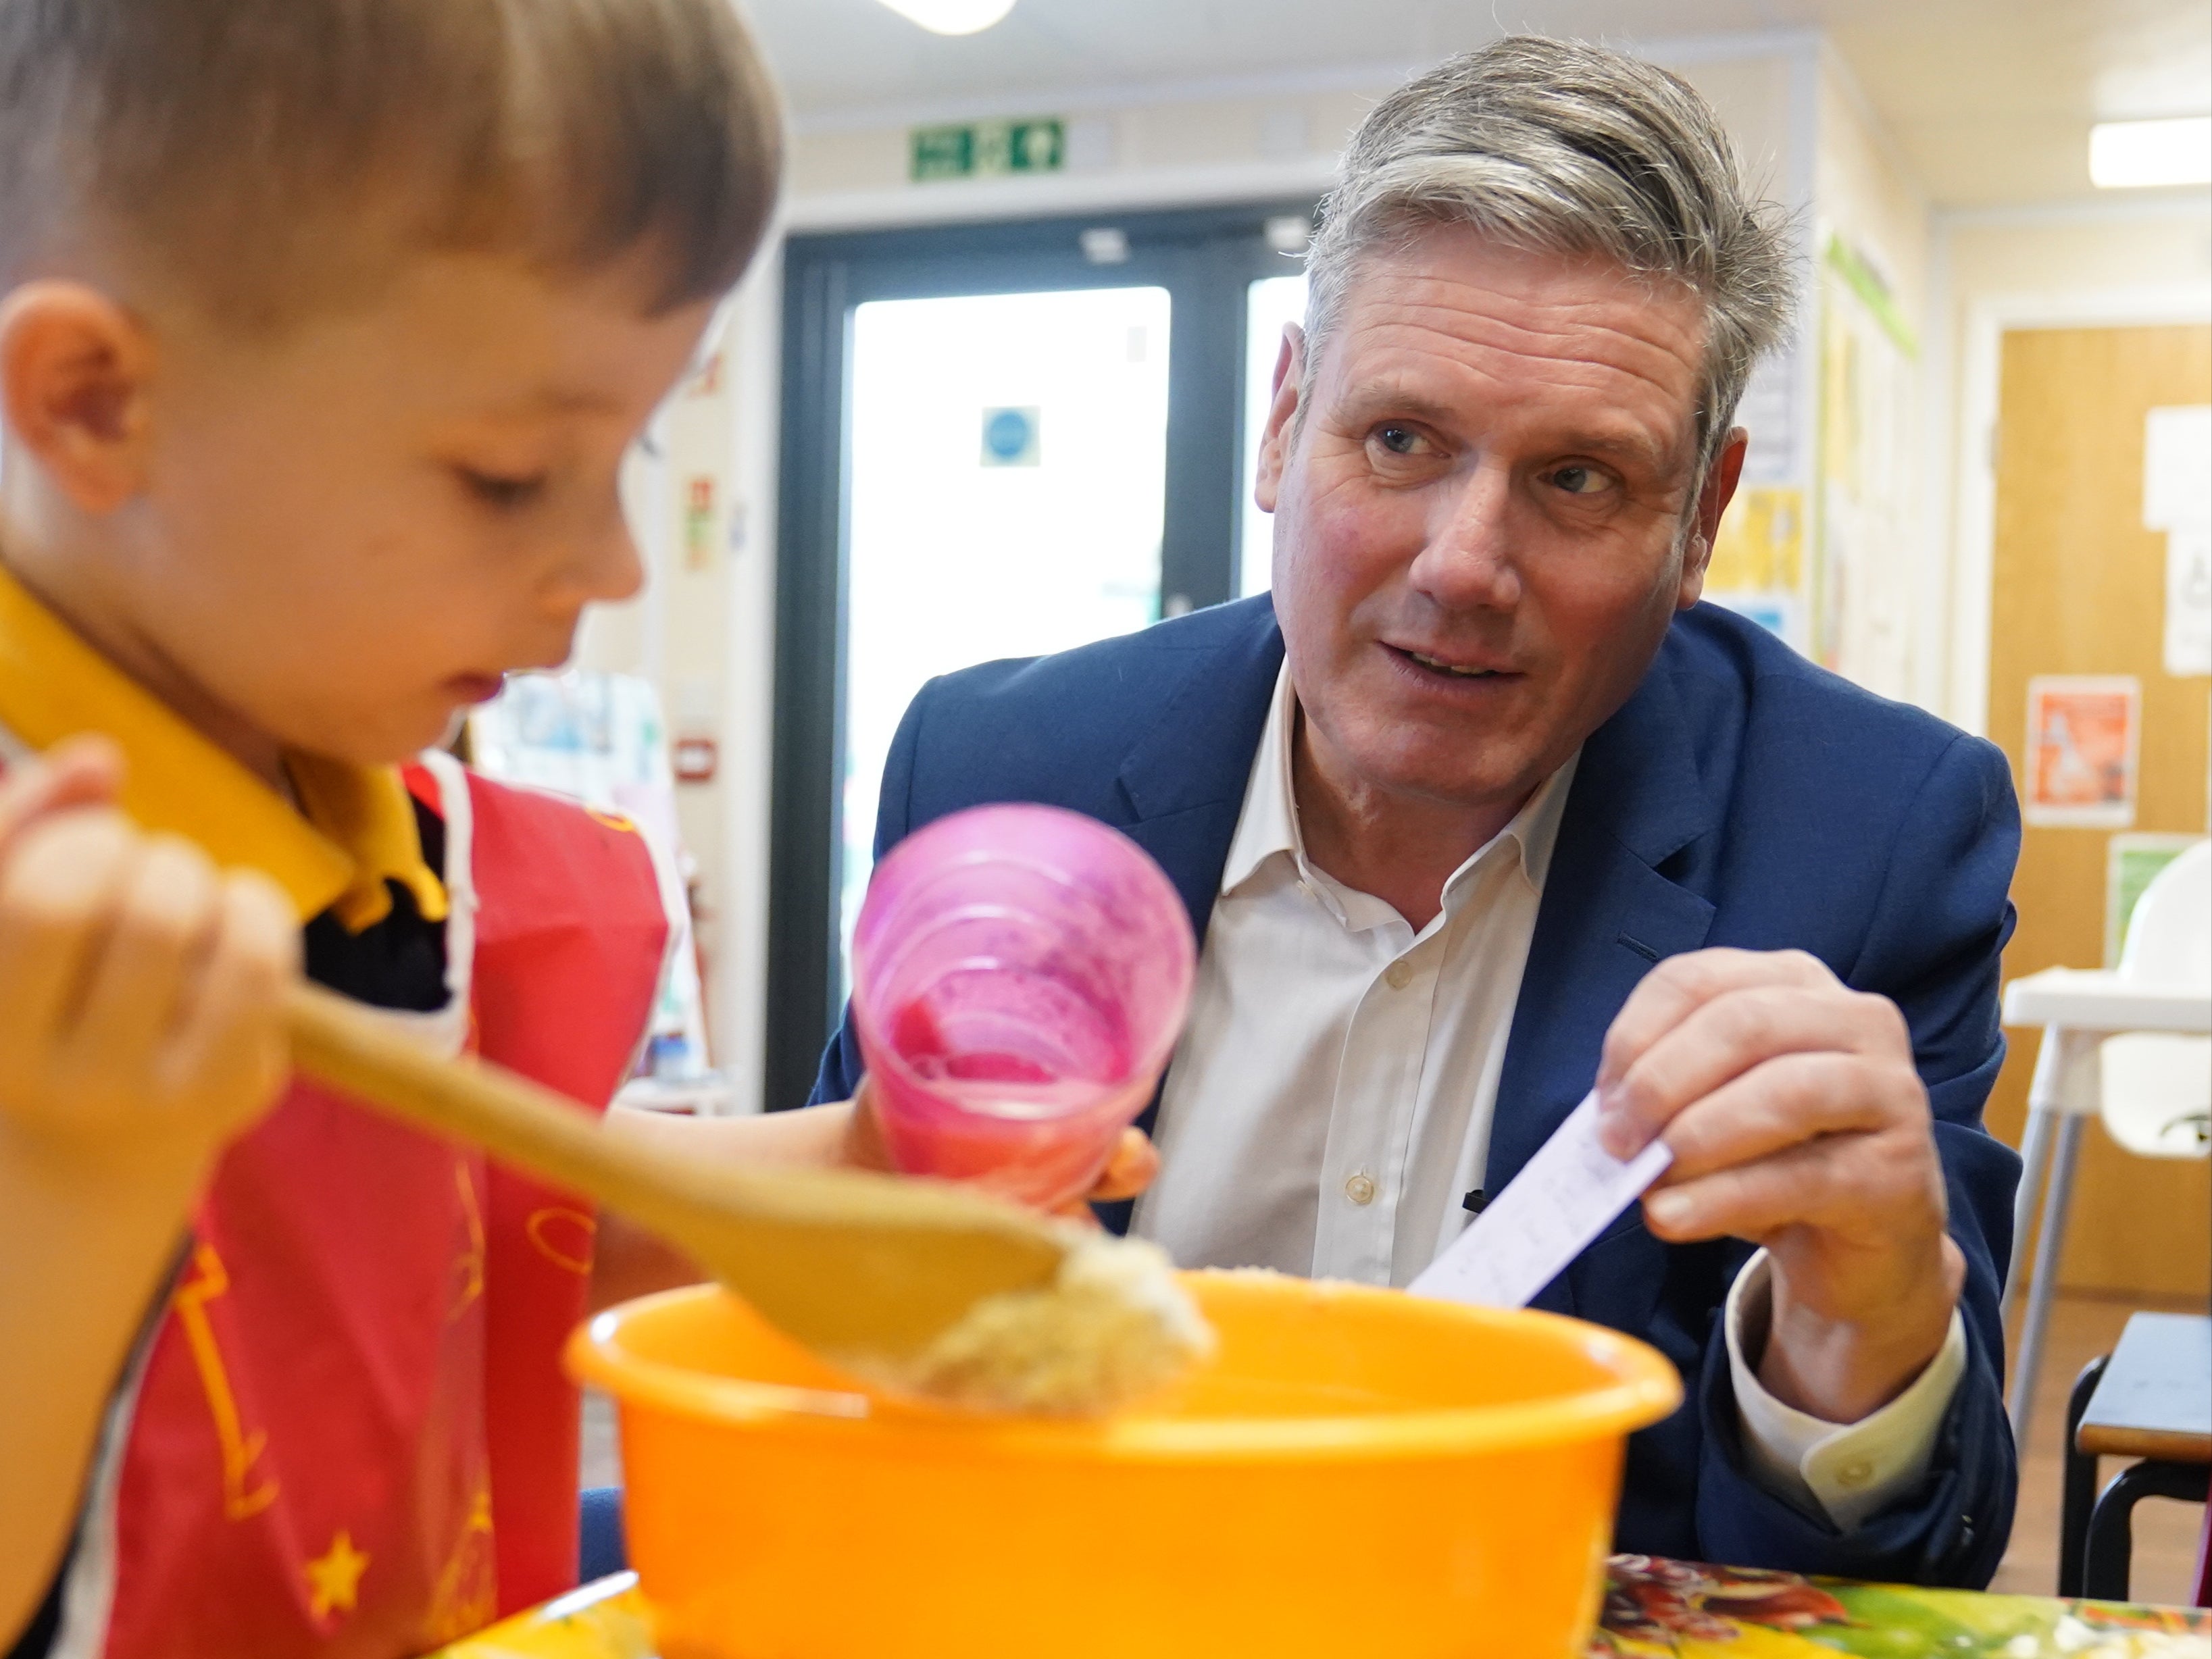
(1134, 663, 1965, 1530)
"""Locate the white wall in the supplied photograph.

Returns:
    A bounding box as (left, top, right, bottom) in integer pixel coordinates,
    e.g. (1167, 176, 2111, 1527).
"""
(1809, 47, 1934, 705)
(603, 28, 2183, 1109)
(1816, 51, 1930, 320)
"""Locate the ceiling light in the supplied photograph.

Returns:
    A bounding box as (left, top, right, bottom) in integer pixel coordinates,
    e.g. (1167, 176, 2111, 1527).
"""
(876, 0, 1017, 34)
(2088, 117, 2212, 189)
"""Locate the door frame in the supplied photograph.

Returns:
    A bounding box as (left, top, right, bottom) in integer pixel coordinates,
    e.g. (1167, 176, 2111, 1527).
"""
(763, 201, 1315, 1113)
(1947, 283, 2212, 736)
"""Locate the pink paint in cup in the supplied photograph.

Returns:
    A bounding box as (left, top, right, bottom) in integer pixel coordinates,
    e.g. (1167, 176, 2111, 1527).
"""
(849, 803, 1197, 1210)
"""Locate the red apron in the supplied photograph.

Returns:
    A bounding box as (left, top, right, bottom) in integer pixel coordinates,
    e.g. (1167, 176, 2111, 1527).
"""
(80, 761, 670, 1658)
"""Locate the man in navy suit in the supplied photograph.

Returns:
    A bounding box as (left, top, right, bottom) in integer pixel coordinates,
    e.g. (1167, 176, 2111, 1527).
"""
(815, 38, 2021, 1587)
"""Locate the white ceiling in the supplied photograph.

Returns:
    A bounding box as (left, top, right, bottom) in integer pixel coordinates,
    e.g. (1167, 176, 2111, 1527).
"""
(742, 0, 2212, 208)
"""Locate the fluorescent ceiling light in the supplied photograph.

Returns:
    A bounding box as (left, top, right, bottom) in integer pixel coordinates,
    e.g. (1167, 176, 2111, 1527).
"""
(2089, 117, 2212, 189)
(876, 0, 1017, 34)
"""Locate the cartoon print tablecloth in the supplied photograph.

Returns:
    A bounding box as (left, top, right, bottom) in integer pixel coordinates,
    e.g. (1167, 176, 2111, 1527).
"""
(432, 1556, 2212, 1658)
(1594, 1555, 2209, 1656)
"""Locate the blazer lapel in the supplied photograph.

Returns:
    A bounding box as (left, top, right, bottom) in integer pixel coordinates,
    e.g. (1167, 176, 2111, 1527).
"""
(1113, 599, 1285, 950)
(1488, 653, 1719, 1276)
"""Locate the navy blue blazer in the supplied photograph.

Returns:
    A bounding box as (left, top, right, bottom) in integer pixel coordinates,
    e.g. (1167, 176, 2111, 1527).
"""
(811, 595, 2023, 1587)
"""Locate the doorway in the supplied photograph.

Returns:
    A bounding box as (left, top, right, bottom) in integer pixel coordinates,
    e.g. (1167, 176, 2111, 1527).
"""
(765, 203, 1315, 1111)
(1984, 320, 2211, 1303)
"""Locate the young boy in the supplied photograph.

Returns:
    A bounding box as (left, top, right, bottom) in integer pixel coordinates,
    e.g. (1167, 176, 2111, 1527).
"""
(0, 0, 781, 1648)
(0, 3, 1159, 1654)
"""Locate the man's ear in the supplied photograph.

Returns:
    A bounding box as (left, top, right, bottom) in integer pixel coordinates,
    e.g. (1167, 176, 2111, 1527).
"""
(1253, 323, 1306, 515)
(1676, 426, 1747, 610)
(0, 281, 158, 516)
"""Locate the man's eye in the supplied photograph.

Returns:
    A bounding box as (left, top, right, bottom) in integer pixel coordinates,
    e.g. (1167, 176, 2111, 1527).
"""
(459, 468, 549, 510)
(1549, 464, 1611, 496)
(1374, 424, 1424, 456)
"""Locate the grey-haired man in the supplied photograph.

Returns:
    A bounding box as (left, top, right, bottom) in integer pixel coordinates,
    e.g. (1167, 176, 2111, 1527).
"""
(815, 36, 2022, 1585)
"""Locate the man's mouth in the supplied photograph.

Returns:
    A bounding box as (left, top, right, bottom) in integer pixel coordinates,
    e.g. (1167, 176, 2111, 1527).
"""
(1388, 644, 1513, 681)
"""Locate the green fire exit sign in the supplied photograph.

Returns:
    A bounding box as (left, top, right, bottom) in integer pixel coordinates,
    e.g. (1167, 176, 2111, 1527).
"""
(910, 118, 1065, 182)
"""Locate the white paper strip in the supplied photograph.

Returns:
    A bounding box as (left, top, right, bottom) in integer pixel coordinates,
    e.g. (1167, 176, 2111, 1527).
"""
(2142, 405, 2211, 532)
(2165, 521, 2210, 678)
(1409, 1091, 1674, 1309)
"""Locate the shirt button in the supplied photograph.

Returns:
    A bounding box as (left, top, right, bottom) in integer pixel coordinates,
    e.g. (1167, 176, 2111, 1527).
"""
(1835, 1458, 1875, 1489)
(1344, 1173, 1377, 1206)
(1384, 960, 1414, 990)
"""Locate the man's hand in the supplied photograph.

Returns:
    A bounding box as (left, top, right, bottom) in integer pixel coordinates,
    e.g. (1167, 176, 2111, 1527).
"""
(1594, 948, 1964, 1425)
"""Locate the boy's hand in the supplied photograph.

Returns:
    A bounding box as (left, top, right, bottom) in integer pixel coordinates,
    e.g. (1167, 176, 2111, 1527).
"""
(608, 1085, 1163, 1220)
(840, 1079, 1161, 1223)
(592, 1085, 1166, 1309)
(0, 737, 299, 1188)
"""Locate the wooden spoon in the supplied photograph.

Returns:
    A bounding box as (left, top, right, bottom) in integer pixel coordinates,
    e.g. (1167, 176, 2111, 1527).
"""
(283, 981, 1070, 1371)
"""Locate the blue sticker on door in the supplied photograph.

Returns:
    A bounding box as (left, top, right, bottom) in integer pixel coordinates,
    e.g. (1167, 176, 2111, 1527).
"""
(980, 405, 1040, 466)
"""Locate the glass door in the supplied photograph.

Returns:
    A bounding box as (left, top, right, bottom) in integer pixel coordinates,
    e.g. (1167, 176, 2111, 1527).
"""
(768, 204, 1315, 1111)
(841, 285, 1174, 962)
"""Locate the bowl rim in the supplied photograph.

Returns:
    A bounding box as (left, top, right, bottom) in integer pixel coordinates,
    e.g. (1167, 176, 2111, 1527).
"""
(565, 1275, 1684, 1463)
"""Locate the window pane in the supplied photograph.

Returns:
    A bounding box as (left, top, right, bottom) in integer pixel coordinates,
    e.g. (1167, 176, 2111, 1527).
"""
(840, 286, 1173, 988)
(1238, 274, 1309, 597)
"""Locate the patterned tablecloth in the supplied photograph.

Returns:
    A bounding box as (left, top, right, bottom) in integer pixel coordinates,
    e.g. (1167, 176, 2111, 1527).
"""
(434, 1556, 2212, 1658)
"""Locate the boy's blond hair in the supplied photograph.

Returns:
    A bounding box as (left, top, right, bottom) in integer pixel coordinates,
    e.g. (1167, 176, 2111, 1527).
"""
(0, 0, 783, 326)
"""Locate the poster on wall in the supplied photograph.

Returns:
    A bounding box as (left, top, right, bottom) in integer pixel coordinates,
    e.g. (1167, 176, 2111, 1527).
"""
(2167, 523, 2211, 677)
(1704, 484, 1807, 650)
(2024, 674, 2140, 828)
(1813, 234, 1919, 700)
(2144, 405, 2211, 678)
(2105, 832, 2203, 965)
(1733, 350, 1800, 487)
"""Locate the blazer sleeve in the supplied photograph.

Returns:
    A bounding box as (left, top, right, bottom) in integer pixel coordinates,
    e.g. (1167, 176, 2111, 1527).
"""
(806, 678, 934, 1106)
(1691, 730, 2024, 1587)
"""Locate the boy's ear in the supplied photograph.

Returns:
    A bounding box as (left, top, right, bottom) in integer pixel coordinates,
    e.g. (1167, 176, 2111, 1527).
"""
(0, 282, 158, 515)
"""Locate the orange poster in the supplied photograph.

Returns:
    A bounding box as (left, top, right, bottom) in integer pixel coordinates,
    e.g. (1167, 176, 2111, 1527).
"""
(2024, 675, 2140, 827)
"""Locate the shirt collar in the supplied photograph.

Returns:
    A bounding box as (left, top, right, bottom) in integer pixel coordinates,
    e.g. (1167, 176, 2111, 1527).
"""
(0, 558, 446, 931)
(1220, 658, 1305, 894)
(1220, 659, 1579, 912)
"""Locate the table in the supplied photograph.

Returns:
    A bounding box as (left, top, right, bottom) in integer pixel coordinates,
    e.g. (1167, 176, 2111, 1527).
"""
(2063, 1313, 2212, 1601)
(432, 1556, 2212, 1658)
(2078, 1315, 2212, 1466)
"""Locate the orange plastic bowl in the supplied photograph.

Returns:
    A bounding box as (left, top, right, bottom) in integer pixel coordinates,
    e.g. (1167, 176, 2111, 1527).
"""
(566, 1271, 1681, 1659)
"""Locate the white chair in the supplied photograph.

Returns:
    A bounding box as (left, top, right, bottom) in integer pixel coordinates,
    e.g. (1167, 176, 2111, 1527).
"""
(2000, 840, 2212, 1450)
(2103, 842, 2211, 1156)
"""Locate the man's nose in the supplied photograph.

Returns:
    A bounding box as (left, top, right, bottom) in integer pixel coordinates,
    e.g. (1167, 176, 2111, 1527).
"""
(1405, 462, 1524, 612)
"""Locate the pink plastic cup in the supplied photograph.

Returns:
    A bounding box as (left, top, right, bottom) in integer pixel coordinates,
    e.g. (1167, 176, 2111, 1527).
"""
(849, 803, 1197, 1210)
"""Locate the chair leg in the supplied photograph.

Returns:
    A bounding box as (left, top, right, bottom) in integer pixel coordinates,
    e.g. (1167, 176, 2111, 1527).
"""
(2083, 1460, 2212, 1603)
(2058, 1355, 2111, 1597)
(2008, 1113, 2084, 1450)
(2002, 1102, 2058, 1330)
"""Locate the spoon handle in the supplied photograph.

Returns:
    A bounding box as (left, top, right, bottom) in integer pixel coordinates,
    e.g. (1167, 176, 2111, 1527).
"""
(284, 981, 709, 1233)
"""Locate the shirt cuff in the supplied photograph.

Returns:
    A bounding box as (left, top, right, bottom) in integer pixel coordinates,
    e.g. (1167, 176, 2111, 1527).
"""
(1724, 1248, 1967, 1533)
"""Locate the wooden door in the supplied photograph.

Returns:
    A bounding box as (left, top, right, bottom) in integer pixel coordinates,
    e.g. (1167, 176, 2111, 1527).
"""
(1985, 322, 2211, 1301)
